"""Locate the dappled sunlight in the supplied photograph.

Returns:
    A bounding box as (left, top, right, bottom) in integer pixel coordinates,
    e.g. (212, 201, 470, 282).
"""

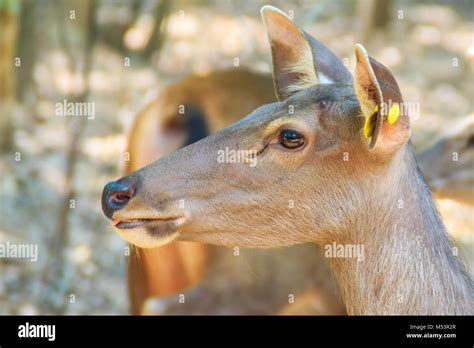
(167, 12, 200, 39)
(82, 134, 127, 162)
(124, 14, 156, 51)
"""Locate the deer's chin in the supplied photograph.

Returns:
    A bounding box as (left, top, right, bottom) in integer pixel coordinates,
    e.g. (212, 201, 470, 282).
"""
(111, 218, 185, 248)
(115, 225, 180, 248)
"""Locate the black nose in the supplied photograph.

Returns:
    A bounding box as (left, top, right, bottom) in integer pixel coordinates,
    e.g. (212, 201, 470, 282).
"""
(102, 177, 135, 219)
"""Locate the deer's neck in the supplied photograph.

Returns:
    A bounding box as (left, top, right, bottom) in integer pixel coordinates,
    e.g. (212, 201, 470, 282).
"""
(327, 148, 473, 315)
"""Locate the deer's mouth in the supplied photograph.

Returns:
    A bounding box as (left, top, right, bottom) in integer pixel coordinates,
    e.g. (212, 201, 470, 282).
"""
(110, 215, 186, 230)
(112, 219, 147, 229)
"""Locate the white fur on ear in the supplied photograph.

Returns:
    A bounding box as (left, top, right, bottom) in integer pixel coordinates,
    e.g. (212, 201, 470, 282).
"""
(260, 5, 289, 18)
(318, 73, 334, 84)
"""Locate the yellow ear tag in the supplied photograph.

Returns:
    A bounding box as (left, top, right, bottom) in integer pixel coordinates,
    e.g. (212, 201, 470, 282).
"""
(387, 104, 400, 125)
(364, 105, 378, 139)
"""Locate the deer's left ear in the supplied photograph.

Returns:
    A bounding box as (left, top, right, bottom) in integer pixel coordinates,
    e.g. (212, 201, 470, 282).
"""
(261, 5, 352, 101)
(354, 44, 410, 152)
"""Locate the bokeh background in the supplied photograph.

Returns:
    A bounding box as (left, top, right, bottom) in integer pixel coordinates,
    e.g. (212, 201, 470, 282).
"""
(0, 0, 473, 314)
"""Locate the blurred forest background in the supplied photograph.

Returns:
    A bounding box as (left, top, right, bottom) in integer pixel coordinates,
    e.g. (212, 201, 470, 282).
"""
(0, 0, 473, 314)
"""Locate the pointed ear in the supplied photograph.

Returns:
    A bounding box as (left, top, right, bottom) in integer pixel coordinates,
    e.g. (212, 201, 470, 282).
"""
(354, 44, 410, 152)
(260, 5, 352, 101)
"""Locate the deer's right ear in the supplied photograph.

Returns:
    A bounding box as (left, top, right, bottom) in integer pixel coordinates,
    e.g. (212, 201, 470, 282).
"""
(354, 44, 410, 153)
(261, 6, 352, 101)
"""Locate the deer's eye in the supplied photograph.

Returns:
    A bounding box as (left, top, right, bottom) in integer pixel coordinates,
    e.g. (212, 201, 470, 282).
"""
(279, 129, 305, 149)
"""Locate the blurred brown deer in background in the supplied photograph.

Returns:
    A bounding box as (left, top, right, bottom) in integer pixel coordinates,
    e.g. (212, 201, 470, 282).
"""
(418, 114, 474, 206)
(112, 5, 474, 316)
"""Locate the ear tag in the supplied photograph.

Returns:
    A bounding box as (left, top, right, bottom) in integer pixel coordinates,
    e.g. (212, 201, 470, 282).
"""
(387, 104, 400, 125)
(364, 105, 378, 139)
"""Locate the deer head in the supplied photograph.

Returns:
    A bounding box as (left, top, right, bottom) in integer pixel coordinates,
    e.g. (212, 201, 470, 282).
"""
(102, 6, 411, 249)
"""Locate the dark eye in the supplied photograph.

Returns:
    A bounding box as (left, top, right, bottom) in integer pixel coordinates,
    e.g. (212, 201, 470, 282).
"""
(279, 129, 305, 149)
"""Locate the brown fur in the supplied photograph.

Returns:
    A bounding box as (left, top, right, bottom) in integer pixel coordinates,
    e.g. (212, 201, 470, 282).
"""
(325, 147, 473, 314)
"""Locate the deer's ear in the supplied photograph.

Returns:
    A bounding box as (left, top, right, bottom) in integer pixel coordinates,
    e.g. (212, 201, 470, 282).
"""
(354, 44, 410, 152)
(261, 5, 352, 101)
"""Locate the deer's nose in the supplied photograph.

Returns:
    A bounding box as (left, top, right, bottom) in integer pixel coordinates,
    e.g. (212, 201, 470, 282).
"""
(102, 177, 135, 219)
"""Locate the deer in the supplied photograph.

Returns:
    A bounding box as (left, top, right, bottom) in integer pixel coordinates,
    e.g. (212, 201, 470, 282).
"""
(102, 6, 473, 315)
